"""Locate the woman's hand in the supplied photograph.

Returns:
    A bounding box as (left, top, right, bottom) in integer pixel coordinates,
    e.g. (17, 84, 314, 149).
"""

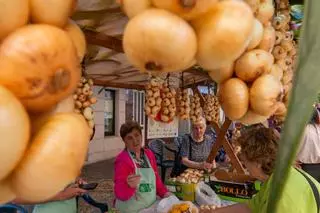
(127, 174, 141, 189)
(76, 177, 87, 185)
(201, 160, 216, 170)
(225, 155, 231, 163)
(163, 192, 173, 198)
(59, 186, 87, 200)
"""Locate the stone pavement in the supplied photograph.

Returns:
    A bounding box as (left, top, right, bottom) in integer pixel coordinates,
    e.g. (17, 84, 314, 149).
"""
(79, 158, 115, 213)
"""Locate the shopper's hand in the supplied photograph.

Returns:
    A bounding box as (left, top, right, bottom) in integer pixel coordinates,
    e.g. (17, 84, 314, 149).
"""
(127, 174, 141, 189)
(76, 177, 87, 185)
(225, 155, 231, 163)
(201, 162, 212, 170)
(295, 161, 302, 169)
(163, 192, 173, 198)
(201, 161, 216, 170)
(60, 186, 87, 200)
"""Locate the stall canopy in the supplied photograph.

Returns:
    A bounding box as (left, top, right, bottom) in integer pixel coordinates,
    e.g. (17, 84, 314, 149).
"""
(73, 0, 211, 90)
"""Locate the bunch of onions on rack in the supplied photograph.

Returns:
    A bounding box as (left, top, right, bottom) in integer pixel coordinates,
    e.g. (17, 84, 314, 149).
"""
(121, 0, 297, 125)
(0, 0, 95, 204)
(145, 77, 177, 123)
(177, 89, 191, 120)
(74, 76, 97, 136)
(203, 93, 220, 124)
(271, 0, 297, 123)
(190, 93, 203, 124)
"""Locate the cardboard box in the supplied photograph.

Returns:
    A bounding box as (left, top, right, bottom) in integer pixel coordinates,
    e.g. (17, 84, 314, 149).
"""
(206, 179, 261, 203)
(165, 180, 196, 202)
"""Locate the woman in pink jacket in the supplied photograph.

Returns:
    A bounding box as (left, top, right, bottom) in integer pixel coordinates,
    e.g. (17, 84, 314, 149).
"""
(114, 121, 171, 213)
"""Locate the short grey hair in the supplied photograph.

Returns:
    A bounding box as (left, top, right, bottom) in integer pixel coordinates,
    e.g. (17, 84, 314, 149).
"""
(192, 116, 207, 127)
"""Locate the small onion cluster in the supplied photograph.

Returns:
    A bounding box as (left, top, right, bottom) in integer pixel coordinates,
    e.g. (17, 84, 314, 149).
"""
(145, 78, 162, 119)
(177, 89, 190, 120)
(160, 83, 177, 122)
(73, 76, 97, 132)
(190, 93, 203, 124)
(203, 94, 220, 123)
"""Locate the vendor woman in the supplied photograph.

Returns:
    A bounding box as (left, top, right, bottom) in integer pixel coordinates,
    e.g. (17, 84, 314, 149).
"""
(209, 125, 320, 213)
(173, 117, 224, 176)
(114, 121, 171, 213)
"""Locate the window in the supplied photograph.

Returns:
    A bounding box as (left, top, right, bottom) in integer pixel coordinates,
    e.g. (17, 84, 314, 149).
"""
(104, 89, 116, 136)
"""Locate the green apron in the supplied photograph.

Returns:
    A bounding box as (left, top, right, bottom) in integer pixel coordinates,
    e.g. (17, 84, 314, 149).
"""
(32, 189, 77, 213)
(115, 151, 157, 213)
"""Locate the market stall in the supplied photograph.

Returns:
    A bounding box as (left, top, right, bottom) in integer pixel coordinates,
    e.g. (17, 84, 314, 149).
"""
(0, 0, 303, 212)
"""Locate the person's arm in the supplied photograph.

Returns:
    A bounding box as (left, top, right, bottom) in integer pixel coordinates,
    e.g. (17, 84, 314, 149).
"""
(146, 150, 169, 198)
(13, 186, 86, 205)
(114, 154, 136, 201)
(181, 157, 203, 169)
(210, 204, 251, 213)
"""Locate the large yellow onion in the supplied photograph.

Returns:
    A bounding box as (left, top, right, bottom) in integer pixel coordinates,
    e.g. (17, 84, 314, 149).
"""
(65, 20, 87, 62)
(274, 102, 287, 116)
(218, 78, 249, 120)
(151, 0, 218, 20)
(11, 113, 90, 202)
(235, 49, 274, 82)
(194, 0, 254, 70)
(30, 95, 75, 135)
(0, 179, 15, 204)
(208, 63, 234, 84)
(238, 110, 268, 125)
(123, 9, 197, 73)
(243, 0, 260, 14)
(256, 0, 275, 26)
(247, 19, 264, 50)
(0, 24, 80, 113)
(0, 86, 30, 181)
(258, 24, 276, 52)
(0, 0, 29, 41)
(269, 64, 283, 81)
(29, 0, 76, 28)
(121, 0, 152, 18)
(250, 74, 282, 116)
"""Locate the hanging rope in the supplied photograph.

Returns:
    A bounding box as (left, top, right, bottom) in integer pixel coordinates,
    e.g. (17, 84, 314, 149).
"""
(166, 73, 170, 86)
(181, 72, 184, 89)
(81, 55, 87, 77)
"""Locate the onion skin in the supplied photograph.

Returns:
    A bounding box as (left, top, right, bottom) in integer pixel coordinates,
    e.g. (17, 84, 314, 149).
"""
(0, 0, 29, 41)
(121, 0, 152, 18)
(194, 0, 254, 70)
(29, 95, 75, 136)
(0, 179, 16, 204)
(208, 63, 234, 84)
(258, 24, 276, 53)
(0, 86, 30, 181)
(64, 20, 87, 62)
(250, 74, 283, 116)
(274, 102, 287, 116)
(269, 64, 283, 81)
(123, 9, 197, 73)
(0, 24, 81, 112)
(243, 0, 260, 14)
(29, 0, 76, 28)
(238, 110, 268, 125)
(256, 0, 275, 26)
(218, 78, 249, 120)
(151, 0, 218, 20)
(11, 113, 90, 202)
(235, 49, 274, 82)
(247, 19, 264, 50)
